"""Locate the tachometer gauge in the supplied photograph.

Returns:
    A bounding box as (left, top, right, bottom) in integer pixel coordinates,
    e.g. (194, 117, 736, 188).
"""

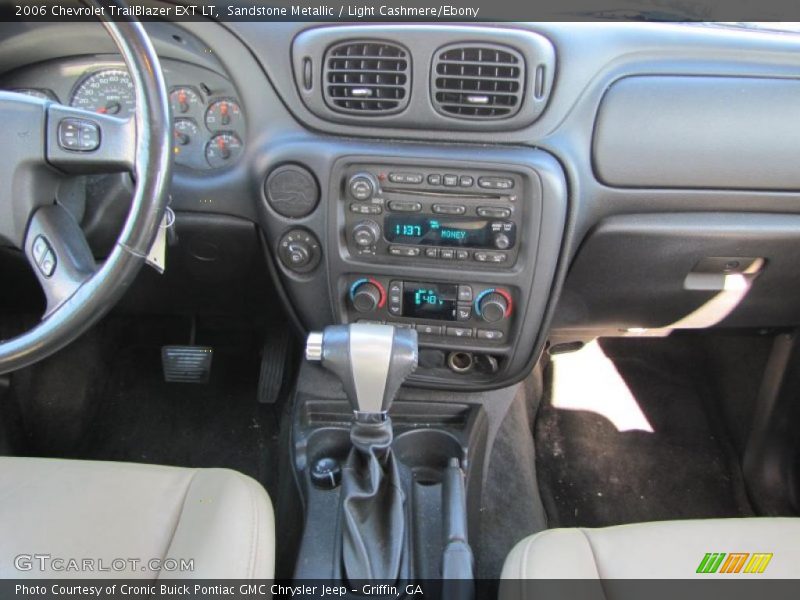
(71, 69, 135, 118)
(205, 99, 243, 132)
(173, 119, 206, 169)
(205, 132, 243, 168)
(170, 87, 202, 116)
(13, 88, 58, 102)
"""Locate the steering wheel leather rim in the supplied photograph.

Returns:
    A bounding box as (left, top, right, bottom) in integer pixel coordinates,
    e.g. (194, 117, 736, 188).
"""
(0, 7, 172, 375)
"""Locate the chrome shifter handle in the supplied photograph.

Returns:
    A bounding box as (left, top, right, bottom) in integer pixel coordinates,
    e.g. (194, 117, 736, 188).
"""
(305, 324, 418, 416)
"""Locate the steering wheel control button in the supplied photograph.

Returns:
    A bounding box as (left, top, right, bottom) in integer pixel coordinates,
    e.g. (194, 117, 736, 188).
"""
(278, 229, 321, 273)
(58, 118, 100, 151)
(31, 236, 57, 278)
(265, 164, 320, 218)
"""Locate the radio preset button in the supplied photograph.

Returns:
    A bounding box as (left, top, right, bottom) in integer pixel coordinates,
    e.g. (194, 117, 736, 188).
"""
(389, 246, 420, 257)
(456, 249, 470, 260)
(477, 206, 512, 218)
(459, 175, 474, 187)
(474, 251, 507, 263)
(388, 200, 422, 212)
(440, 248, 455, 259)
(424, 248, 439, 258)
(443, 174, 458, 187)
(432, 204, 466, 215)
(478, 176, 514, 190)
(446, 326, 473, 338)
(427, 174, 442, 185)
(417, 324, 443, 336)
(477, 329, 504, 341)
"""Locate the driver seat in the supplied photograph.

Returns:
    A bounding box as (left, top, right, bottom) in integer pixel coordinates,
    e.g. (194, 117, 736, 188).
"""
(0, 457, 274, 578)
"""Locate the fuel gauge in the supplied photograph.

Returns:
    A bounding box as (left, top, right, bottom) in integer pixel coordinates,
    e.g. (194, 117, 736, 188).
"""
(206, 132, 243, 168)
(173, 119, 205, 169)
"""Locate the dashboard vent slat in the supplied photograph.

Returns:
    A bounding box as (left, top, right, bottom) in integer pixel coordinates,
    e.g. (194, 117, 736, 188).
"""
(323, 41, 411, 115)
(432, 43, 525, 120)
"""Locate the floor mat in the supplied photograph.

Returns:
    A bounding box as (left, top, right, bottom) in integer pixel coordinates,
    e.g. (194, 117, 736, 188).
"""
(536, 336, 753, 528)
(61, 322, 282, 495)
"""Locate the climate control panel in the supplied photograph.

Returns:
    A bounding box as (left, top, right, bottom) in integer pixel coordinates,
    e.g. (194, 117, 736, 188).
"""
(344, 276, 514, 345)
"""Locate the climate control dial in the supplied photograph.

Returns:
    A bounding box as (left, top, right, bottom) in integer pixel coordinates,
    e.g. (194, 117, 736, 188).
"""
(475, 288, 513, 323)
(349, 278, 386, 313)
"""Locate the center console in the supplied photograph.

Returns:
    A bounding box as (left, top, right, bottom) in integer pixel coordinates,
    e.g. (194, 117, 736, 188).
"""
(260, 141, 566, 389)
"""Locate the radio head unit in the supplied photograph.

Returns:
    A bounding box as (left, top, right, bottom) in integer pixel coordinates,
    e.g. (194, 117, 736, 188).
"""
(341, 164, 524, 268)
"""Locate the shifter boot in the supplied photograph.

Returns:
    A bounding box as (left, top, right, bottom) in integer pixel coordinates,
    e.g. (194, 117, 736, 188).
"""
(341, 418, 405, 582)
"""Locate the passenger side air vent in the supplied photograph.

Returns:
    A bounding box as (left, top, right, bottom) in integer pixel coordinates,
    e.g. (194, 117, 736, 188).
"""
(323, 41, 411, 115)
(432, 43, 525, 119)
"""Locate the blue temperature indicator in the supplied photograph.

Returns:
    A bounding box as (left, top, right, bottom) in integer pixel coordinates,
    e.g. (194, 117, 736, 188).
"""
(415, 289, 443, 306)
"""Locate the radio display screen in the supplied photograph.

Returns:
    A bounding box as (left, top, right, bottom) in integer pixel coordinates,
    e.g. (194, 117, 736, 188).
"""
(402, 281, 458, 321)
(384, 215, 512, 248)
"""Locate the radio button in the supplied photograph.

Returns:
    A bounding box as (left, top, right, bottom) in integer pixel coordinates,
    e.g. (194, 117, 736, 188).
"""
(432, 204, 466, 215)
(389, 172, 423, 184)
(478, 176, 514, 190)
(494, 233, 512, 250)
(440, 248, 455, 260)
(388, 200, 422, 212)
(455, 249, 470, 260)
(350, 203, 382, 215)
(424, 248, 439, 259)
(457, 286, 473, 302)
(417, 324, 443, 336)
(446, 326, 473, 338)
(443, 174, 459, 187)
(459, 175, 474, 187)
(389, 245, 420, 257)
(477, 329, 504, 341)
(456, 305, 472, 321)
(474, 252, 488, 262)
(427, 174, 442, 185)
(477, 206, 511, 218)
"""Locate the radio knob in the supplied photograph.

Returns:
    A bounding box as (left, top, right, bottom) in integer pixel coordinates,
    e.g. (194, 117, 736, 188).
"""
(494, 232, 512, 250)
(352, 220, 381, 248)
(351, 281, 382, 313)
(348, 172, 379, 201)
(479, 292, 509, 324)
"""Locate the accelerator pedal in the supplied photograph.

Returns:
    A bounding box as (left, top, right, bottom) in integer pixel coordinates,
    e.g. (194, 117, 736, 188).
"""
(257, 326, 294, 404)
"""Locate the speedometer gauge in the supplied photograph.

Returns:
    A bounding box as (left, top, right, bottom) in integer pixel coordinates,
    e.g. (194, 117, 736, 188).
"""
(71, 69, 135, 118)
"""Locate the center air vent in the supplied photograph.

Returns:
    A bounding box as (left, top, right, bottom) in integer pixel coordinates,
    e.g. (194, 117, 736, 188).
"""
(432, 43, 525, 119)
(323, 41, 411, 115)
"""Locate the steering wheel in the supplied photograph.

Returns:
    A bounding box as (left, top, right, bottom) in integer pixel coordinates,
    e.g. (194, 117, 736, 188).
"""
(0, 7, 171, 375)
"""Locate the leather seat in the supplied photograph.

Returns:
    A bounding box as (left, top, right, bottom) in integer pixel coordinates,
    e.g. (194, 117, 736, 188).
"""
(502, 518, 800, 579)
(0, 457, 274, 579)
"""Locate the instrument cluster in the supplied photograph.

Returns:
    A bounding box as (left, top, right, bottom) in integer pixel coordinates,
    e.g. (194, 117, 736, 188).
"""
(6, 59, 246, 171)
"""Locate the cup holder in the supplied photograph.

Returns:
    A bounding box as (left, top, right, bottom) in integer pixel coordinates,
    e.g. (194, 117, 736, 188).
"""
(393, 429, 463, 485)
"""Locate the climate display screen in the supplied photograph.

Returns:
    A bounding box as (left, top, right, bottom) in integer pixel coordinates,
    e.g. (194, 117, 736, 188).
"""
(384, 215, 509, 248)
(401, 281, 458, 321)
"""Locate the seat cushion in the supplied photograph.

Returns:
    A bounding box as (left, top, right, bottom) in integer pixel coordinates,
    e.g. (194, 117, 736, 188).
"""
(0, 457, 274, 579)
(502, 518, 800, 579)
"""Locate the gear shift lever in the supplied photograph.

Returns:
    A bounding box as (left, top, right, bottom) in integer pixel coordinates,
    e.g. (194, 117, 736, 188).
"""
(306, 323, 418, 582)
(306, 323, 418, 417)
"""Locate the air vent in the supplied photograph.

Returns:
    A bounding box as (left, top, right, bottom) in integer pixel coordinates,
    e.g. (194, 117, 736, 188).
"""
(432, 43, 525, 119)
(323, 41, 411, 115)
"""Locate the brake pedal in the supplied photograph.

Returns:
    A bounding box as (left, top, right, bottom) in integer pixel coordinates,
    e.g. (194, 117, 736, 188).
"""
(161, 346, 213, 384)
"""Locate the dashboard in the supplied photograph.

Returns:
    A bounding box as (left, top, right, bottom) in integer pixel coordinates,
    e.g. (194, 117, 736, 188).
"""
(3, 17, 800, 390)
